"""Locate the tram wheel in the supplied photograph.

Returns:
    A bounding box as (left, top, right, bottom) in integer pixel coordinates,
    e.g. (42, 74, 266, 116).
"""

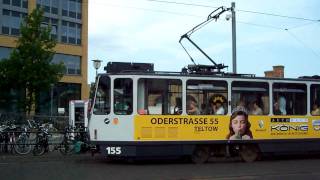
(239, 144, 260, 163)
(191, 146, 210, 164)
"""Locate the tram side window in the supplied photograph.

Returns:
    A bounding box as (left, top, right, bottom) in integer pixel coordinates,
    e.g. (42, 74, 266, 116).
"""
(137, 78, 182, 115)
(93, 76, 110, 115)
(311, 84, 320, 116)
(114, 78, 133, 115)
(273, 83, 307, 115)
(186, 80, 228, 115)
(231, 81, 269, 115)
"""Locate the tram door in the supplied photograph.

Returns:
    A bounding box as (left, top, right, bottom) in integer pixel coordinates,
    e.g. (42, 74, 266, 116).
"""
(69, 100, 89, 128)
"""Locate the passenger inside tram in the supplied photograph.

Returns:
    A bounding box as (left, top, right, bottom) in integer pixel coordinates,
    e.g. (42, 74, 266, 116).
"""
(311, 102, 320, 116)
(187, 96, 200, 115)
(249, 100, 263, 115)
(207, 95, 225, 115)
(273, 102, 282, 115)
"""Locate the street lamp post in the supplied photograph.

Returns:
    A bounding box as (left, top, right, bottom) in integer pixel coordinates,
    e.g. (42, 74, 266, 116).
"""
(92, 59, 102, 77)
(50, 83, 54, 119)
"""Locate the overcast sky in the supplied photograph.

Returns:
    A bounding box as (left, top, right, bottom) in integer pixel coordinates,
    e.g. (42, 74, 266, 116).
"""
(88, 0, 320, 83)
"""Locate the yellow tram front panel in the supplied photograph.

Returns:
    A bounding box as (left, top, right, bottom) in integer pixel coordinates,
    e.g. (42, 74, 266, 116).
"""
(134, 115, 320, 141)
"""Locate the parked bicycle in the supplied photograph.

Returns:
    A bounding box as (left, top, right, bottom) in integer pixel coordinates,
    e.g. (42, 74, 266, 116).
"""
(14, 120, 36, 155)
(32, 124, 75, 156)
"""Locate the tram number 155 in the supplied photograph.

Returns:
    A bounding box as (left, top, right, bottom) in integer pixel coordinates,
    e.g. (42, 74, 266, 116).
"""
(106, 147, 122, 155)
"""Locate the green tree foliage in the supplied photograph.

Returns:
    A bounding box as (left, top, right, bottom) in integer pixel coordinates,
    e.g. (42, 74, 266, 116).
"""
(0, 8, 65, 115)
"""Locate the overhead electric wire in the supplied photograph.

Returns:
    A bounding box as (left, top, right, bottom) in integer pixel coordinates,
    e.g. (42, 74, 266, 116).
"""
(236, 9, 320, 22)
(88, 2, 202, 18)
(285, 30, 320, 58)
(287, 21, 318, 30)
(141, 0, 320, 22)
(90, 1, 320, 59)
(236, 20, 320, 58)
(237, 21, 284, 30)
(144, 0, 218, 8)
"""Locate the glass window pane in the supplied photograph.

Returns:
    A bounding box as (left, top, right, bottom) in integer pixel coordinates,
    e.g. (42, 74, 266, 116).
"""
(2, 26, 10, 34)
(69, 1, 76, 11)
(114, 78, 133, 115)
(51, 7, 58, 14)
(94, 76, 110, 115)
(68, 37, 75, 44)
(69, 11, 76, 18)
(52, 53, 80, 75)
(51, 25, 57, 34)
(137, 79, 182, 115)
(69, 26, 76, 37)
(62, 9, 68, 16)
(44, 5, 50, 13)
(77, 13, 81, 20)
(311, 84, 320, 116)
(76, 2, 81, 13)
(3, 9, 10, 16)
(0, 47, 12, 60)
(187, 80, 228, 115)
(51, 18, 58, 25)
(231, 81, 269, 115)
(22, 0, 28, 8)
(43, 0, 49, 6)
(61, 36, 67, 43)
(11, 28, 20, 35)
(51, 0, 58, 7)
(12, 0, 21, 7)
(11, 11, 20, 17)
(3, 0, 10, 5)
(272, 83, 307, 115)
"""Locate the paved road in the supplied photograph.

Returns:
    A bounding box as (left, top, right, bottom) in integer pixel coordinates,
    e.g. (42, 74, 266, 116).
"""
(0, 153, 319, 180)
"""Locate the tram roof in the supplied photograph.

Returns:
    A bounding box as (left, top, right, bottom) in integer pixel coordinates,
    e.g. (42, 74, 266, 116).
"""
(99, 71, 320, 83)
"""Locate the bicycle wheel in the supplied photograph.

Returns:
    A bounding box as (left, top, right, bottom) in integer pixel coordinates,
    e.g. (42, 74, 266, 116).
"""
(59, 139, 75, 155)
(33, 143, 45, 156)
(14, 135, 32, 155)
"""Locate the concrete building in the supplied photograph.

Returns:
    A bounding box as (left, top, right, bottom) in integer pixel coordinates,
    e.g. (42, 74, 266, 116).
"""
(0, 0, 88, 115)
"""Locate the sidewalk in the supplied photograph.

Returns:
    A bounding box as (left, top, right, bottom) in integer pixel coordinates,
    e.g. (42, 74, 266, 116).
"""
(0, 151, 99, 163)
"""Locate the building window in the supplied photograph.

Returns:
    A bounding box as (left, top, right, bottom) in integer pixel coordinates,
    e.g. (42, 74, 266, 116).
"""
(3, 9, 10, 15)
(62, 0, 82, 20)
(1, 27, 10, 34)
(37, 83, 81, 115)
(3, 0, 10, 4)
(12, 0, 21, 7)
(22, 0, 27, 8)
(41, 17, 58, 39)
(11, 28, 20, 35)
(52, 53, 81, 75)
(61, 20, 82, 45)
(0, 10, 25, 36)
(0, 47, 12, 60)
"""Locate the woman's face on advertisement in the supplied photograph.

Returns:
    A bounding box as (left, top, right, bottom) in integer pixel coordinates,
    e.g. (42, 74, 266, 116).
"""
(231, 115, 247, 135)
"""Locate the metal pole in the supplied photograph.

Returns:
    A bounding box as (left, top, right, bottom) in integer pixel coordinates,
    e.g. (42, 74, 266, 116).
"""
(231, 2, 237, 74)
(50, 84, 53, 118)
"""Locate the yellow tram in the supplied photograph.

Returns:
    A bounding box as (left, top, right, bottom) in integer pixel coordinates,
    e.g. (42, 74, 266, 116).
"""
(88, 62, 320, 163)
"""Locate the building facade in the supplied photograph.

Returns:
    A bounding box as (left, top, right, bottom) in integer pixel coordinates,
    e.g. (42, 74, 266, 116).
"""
(0, 0, 88, 115)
